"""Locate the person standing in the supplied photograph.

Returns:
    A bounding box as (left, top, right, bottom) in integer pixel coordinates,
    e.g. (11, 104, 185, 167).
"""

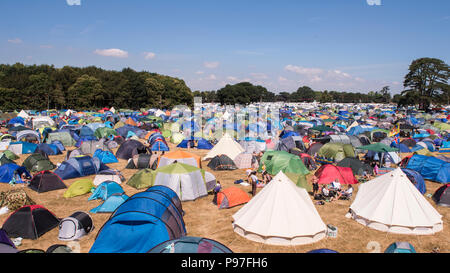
(249, 171, 259, 196)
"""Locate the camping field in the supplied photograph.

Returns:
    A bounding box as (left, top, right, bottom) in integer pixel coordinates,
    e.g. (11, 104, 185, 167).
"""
(1, 142, 448, 253)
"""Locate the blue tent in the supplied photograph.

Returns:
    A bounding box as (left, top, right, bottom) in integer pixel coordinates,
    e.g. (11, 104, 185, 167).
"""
(88, 181, 124, 201)
(150, 140, 169, 151)
(90, 193, 129, 213)
(79, 126, 96, 137)
(307, 249, 339, 253)
(50, 140, 66, 152)
(54, 156, 109, 180)
(177, 137, 213, 149)
(347, 126, 374, 136)
(116, 125, 145, 139)
(391, 142, 411, 153)
(401, 168, 426, 194)
(93, 149, 118, 164)
(35, 143, 63, 156)
(89, 185, 186, 253)
(384, 242, 416, 253)
(8, 117, 25, 126)
(8, 141, 38, 154)
(0, 164, 31, 183)
(439, 141, 450, 153)
(148, 236, 233, 253)
(406, 154, 450, 183)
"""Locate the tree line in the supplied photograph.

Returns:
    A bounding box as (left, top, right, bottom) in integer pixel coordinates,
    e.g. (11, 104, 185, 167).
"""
(194, 58, 449, 111)
(0, 57, 447, 111)
(194, 83, 392, 105)
(0, 63, 193, 111)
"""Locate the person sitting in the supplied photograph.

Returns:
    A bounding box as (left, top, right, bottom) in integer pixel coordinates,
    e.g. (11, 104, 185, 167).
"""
(336, 185, 353, 200)
(261, 164, 272, 184)
(331, 179, 341, 192)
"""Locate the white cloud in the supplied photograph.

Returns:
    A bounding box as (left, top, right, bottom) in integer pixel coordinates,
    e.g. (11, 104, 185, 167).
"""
(226, 76, 239, 82)
(195, 71, 204, 75)
(204, 61, 219, 69)
(7, 38, 22, 44)
(284, 65, 323, 76)
(94, 48, 128, 58)
(278, 76, 288, 82)
(332, 70, 351, 78)
(366, 0, 381, 6)
(144, 52, 156, 60)
(66, 0, 81, 6)
(207, 74, 217, 80)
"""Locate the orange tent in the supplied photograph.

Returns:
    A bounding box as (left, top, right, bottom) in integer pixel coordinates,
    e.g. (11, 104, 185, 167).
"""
(216, 187, 251, 209)
(158, 150, 201, 168)
(125, 117, 138, 127)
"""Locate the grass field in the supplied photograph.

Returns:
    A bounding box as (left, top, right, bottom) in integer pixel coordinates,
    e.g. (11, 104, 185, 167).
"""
(0, 143, 449, 253)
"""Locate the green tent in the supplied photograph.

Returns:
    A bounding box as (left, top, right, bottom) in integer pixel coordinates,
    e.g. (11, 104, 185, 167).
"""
(285, 172, 311, 192)
(94, 127, 118, 139)
(63, 178, 94, 198)
(170, 132, 185, 144)
(0, 150, 20, 161)
(0, 155, 15, 166)
(357, 143, 399, 153)
(258, 150, 310, 176)
(126, 168, 154, 189)
(22, 153, 56, 173)
(318, 143, 356, 162)
(310, 125, 336, 132)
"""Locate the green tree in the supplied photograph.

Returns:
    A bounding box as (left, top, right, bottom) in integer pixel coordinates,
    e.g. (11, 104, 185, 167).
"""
(402, 57, 449, 111)
(67, 74, 104, 109)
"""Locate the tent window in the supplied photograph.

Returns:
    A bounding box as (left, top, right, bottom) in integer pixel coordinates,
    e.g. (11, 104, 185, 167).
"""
(267, 155, 273, 161)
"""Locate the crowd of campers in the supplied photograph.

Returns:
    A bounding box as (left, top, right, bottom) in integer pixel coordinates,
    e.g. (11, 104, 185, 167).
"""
(0, 103, 448, 253)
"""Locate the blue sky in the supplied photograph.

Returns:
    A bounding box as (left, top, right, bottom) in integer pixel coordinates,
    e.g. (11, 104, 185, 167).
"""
(0, 0, 449, 94)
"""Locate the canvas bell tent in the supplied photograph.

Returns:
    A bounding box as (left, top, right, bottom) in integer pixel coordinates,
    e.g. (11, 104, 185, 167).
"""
(232, 171, 327, 246)
(346, 168, 443, 235)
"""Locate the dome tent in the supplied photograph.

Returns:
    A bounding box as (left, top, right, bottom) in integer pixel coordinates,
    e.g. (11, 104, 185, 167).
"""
(125, 153, 158, 170)
(384, 242, 416, 253)
(258, 150, 309, 176)
(89, 186, 186, 253)
(22, 153, 56, 173)
(115, 139, 149, 160)
(88, 181, 124, 201)
(58, 211, 94, 241)
(432, 184, 450, 207)
(90, 193, 129, 214)
(2, 205, 60, 240)
(207, 154, 238, 171)
(54, 156, 109, 180)
(148, 236, 233, 253)
(216, 187, 250, 209)
(232, 171, 327, 246)
(28, 171, 67, 193)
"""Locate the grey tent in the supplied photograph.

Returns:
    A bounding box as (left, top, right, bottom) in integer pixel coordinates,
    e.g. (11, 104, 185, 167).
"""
(46, 131, 75, 147)
(58, 211, 94, 241)
(80, 139, 111, 155)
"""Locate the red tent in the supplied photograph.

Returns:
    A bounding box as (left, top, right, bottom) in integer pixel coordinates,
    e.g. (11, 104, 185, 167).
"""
(314, 164, 358, 185)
